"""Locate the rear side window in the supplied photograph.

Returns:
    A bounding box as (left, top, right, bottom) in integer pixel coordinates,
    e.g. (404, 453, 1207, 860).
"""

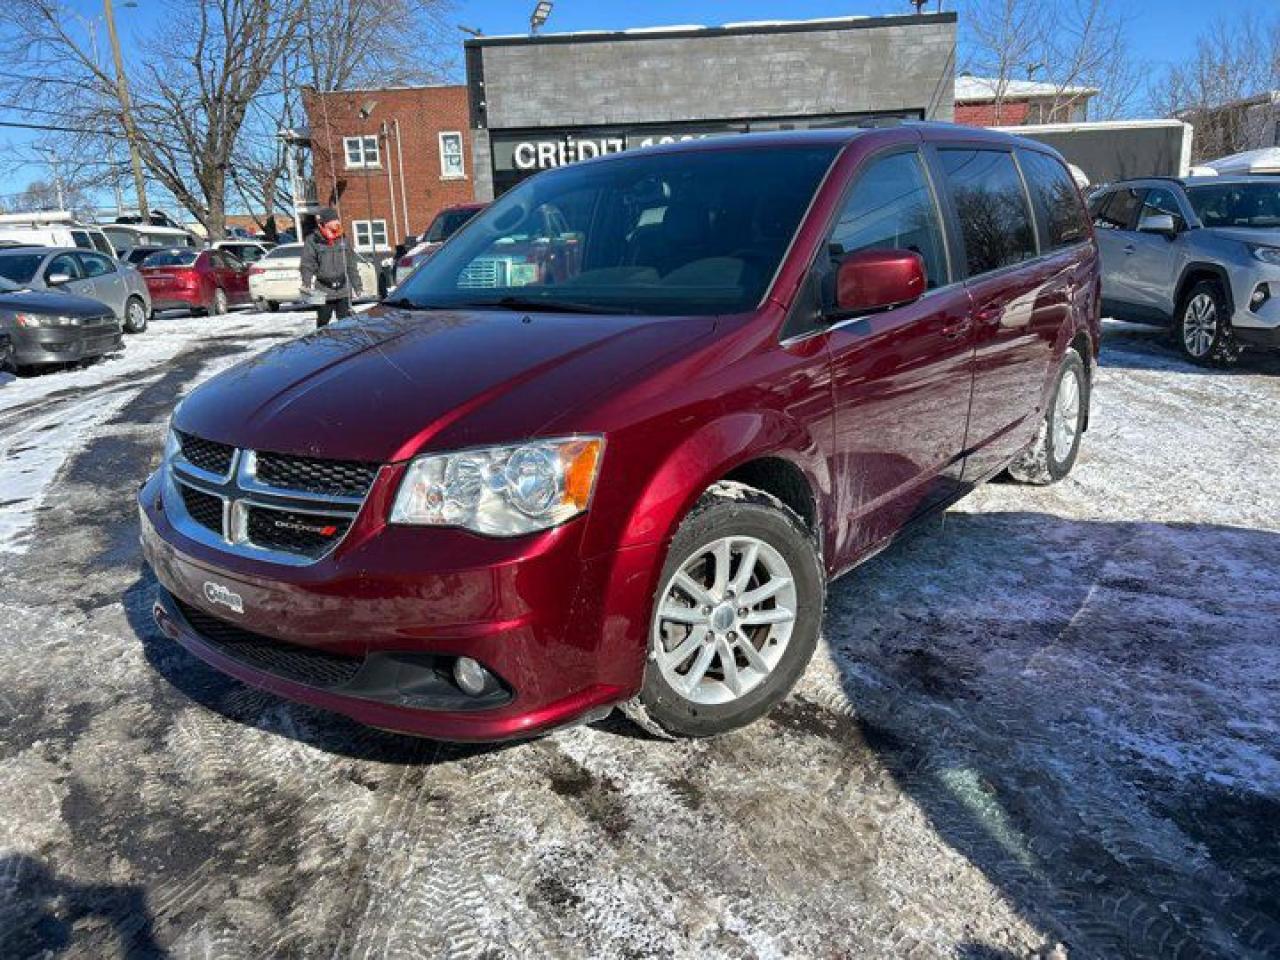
(1017, 150, 1090, 250)
(831, 151, 948, 289)
(78, 253, 116, 277)
(939, 149, 1037, 276)
(71, 230, 94, 250)
(1094, 188, 1142, 230)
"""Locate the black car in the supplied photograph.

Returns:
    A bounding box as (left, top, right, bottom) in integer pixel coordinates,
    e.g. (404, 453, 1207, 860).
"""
(0, 277, 123, 372)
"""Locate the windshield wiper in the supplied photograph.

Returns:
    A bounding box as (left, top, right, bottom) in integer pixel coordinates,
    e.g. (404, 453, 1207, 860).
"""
(381, 296, 449, 310)
(458, 295, 634, 315)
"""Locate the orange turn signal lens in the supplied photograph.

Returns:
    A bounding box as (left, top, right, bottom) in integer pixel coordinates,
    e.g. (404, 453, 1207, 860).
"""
(562, 438, 603, 510)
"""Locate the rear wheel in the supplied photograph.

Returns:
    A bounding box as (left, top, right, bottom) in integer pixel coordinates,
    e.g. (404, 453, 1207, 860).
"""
(265, 300, 279, 313)
(123, 296, 149, 333)
(1175, 280, 1240, 366)
(1007, 349, 1088, 485)
(632, 483, 823, 738)
(209, 287, 229, 317)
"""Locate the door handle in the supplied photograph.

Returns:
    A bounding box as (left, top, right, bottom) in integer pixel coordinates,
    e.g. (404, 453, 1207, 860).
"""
(940, 316, 972, 341)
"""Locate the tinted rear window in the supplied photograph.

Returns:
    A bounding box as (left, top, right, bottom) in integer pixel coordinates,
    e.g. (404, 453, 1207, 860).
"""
(424, 208, 481, 243)
(143, 250, 198, 267)
(0, 254, 43, 285)
(939, 149, 1038, 276)
(1017, 150, 1090, 250)
(264, 244, 302, 260)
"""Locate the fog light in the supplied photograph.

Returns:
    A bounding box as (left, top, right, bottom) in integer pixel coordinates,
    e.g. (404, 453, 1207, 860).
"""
(1250, 284, 1270, 310)
(454, 656, 488, 696)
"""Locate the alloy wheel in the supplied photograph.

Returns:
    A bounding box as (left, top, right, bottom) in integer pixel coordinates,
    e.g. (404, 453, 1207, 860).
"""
(1051, 366, 1082, 464)
(126, 299, 147, 332)
(652, 536, 797, 706)
(1182, 293, 1217, 358)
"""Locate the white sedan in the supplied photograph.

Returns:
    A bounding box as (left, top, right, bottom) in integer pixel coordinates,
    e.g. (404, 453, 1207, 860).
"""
(247, 243, 381, 311)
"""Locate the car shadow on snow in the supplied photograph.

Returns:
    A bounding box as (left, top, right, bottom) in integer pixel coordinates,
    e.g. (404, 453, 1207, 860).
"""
(0, 853, 163, 959)
(821, 510, 1280, 959)
(1100, 321, 1280, 376)
(121, 569, 515, 767)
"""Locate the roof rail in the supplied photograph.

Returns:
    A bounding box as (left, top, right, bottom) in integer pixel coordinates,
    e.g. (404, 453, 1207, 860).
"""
(0, 210, 83, 226)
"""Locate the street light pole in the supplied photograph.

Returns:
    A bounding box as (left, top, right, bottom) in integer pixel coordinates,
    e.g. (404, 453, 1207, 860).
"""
(102, 0, 149, 218)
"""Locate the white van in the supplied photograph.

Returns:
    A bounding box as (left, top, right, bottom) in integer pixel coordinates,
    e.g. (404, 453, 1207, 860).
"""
(0, 211, 119, 258)
(101, 223, 197, 256)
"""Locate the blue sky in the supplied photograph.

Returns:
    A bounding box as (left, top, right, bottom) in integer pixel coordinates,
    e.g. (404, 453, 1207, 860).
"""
(0, 0, 1258, 210)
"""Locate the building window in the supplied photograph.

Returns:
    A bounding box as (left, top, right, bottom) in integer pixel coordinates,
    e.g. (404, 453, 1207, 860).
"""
(439, 131, 465, 179)
(344, 135, 380, 169)
(352, 219, 388, 252)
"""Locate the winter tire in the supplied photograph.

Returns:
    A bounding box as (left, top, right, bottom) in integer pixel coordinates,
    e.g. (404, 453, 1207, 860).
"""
(636, 482, 823, 738)
(1176, 279, 1240, 367)
(123, 296, 149, 334)
(1007, 349, 1088, 485)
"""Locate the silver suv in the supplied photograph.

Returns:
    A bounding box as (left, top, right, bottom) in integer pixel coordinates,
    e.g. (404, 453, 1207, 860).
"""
(1089, 176, 1280, 364)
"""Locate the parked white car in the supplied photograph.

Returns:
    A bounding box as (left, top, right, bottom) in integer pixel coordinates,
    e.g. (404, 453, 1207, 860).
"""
(101, 223, 197, 258)
(0, 211, 119, 259)
(247, 242, 380, 311)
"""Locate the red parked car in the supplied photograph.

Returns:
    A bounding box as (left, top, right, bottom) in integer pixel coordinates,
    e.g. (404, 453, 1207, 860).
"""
(139, 248, 252, 315)
(140, 125, 1100, 741)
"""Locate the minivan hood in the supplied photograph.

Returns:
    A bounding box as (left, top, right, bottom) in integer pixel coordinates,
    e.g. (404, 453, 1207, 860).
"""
(175, 307, 716, 462)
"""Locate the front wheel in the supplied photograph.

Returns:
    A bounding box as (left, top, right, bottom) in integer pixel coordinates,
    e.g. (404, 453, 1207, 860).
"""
(1007, 349, 1088, 485)
(1176, 280, 1240, 366)
(123, 296, 149, 333)
(633, 483, 823, 738)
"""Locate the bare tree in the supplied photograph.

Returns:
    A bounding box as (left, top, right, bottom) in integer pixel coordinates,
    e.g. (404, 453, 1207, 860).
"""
(0, 0, 454, 238)
(962, 0, 1142, 123)
(1150, 15, 1280, 161)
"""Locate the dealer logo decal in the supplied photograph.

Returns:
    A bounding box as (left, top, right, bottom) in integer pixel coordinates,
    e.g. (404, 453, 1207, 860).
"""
(203, 581, 244, 614)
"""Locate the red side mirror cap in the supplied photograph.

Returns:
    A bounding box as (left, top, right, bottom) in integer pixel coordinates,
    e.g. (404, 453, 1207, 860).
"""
(835, 248, 927, 314)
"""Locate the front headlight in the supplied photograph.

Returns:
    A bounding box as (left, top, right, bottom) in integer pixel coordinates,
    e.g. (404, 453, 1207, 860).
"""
(390, 436, 604, 536)
(1250, 245, 1280, 266)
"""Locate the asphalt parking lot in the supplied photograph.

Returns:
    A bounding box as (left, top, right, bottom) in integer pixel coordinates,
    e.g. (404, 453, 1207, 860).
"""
(0, 313, 1277, 959)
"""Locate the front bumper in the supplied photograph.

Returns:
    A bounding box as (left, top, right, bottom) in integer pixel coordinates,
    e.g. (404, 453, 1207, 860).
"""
(11, 325, 123, 365)
(138, 470, 658, 741)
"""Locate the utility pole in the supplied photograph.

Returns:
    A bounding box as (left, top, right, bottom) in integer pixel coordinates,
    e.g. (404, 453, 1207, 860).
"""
(103, 0, 149, 218)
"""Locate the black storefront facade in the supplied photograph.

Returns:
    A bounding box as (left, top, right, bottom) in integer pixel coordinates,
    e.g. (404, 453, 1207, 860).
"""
(464, 14, 958, 199)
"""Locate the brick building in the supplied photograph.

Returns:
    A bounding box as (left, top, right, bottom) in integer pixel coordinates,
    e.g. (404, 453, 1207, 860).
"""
(302, 85, 476, 254)
(954, 76, 1098, 127)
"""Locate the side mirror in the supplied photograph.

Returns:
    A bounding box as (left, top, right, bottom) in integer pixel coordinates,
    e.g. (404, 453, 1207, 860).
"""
(46, 273, 72, 286)
(834, 248, 926, 315)
(1138, 213, 1178, 236)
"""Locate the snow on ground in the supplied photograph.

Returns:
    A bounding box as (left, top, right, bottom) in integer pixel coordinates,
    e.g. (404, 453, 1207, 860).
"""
(0, 316, 1277, 959)
(0, 310, 319, 553)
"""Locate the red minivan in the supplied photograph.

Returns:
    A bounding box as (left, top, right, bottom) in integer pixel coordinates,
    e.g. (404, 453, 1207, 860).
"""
(140, 248, 252, 315)
(139, 125, 1100, 741)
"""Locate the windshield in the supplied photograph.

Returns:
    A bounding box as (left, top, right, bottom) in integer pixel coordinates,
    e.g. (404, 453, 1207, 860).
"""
(424, 207, 481, 243)
(264, 244, 302, 260)
(394, 145, 838, 316)
(143, 250, 198, 268)
(1187, 183, 1280, 229)
(0, 254, 43, 285)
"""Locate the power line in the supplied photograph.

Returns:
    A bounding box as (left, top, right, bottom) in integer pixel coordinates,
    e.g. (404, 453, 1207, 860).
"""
(0, 119, 116, 136)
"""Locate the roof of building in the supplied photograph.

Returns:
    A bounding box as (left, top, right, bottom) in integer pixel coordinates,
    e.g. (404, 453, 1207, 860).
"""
(955, 76, 1099, 103)
(465, 12, 954, 46)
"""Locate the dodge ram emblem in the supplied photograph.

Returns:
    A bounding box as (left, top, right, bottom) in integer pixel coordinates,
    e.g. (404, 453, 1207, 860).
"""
(203, 581, 244, 614)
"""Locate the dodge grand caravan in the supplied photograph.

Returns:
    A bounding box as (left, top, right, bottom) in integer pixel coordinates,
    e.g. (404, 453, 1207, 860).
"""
(139, 125, 1100, 741)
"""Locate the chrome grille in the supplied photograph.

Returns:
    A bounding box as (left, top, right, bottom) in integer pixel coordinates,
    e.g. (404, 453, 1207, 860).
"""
(166, 434, 378, 565)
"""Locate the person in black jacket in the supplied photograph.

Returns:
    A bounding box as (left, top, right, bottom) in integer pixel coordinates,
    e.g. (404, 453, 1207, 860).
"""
(299, 207, 363, 328)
